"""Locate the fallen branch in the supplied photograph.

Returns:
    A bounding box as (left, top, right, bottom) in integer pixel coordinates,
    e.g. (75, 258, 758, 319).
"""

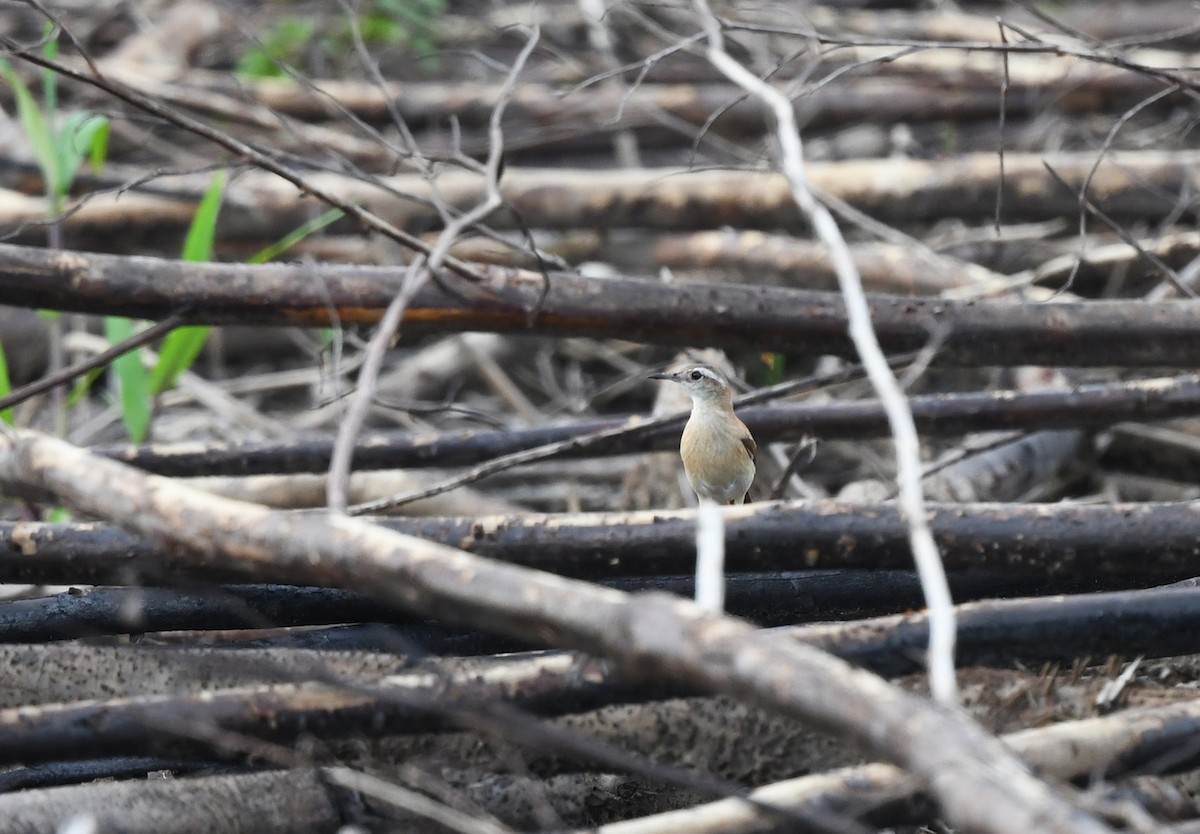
(5, 499, 1200, 584)
(4, 244, 1200, 366)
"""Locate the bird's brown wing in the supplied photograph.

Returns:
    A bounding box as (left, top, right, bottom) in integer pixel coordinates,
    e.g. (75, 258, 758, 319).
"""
(741, 434, 757, 462)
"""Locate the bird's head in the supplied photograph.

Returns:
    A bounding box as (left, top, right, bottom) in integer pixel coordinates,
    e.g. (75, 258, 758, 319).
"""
(649, 365, 734, 406)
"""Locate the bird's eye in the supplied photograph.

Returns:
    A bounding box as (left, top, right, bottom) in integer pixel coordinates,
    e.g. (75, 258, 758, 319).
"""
(690, 370, 703, 381)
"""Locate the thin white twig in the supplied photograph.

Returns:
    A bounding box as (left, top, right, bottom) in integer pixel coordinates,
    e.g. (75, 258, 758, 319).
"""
(326, 27, 541, 512)
(694, 499, 725, 612)
(693, 1, 957, 702)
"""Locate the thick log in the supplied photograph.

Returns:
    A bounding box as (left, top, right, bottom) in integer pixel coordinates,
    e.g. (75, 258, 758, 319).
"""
(2, 244, 1200, 366)
(0, 572, 1097, 640)
(74, 372, 1200, 478)
(4, 500, 1199, 585)
(3, 151, 1199, 243)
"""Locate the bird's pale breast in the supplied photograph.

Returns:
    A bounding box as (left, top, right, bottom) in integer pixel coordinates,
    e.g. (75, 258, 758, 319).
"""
(680, 415, 755, 503)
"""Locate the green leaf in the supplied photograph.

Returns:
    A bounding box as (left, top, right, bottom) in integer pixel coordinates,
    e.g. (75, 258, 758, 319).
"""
(151, 171, 226, 395)
(762, 352, 787, 385)
(0, 340, 13, 426)
(0, 62, 59, 200)
(248, 207, 345, 369)
(46, 506, 72, 523)
(63, 113, 109, 178)
(236, 17, 316, 78)
(54, 111, 106, 196)
(105, 316, 151, 443)
(86, 118, 109, 172)
(181, 170, 225, 261)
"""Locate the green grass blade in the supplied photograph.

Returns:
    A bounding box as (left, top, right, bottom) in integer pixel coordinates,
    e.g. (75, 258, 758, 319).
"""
(151, 171, 225, 395)
(248, 207, 343, 264)
(104, 316, 151, 443)
(0, 341, 13, 425)
(67, 365, 105, 406)
(181, 171, 226, 261)
(86, 118, 109, 172)
(150, 325, 209, 397)
(0, 62, 58, 199)
(249, 206, 345, 360)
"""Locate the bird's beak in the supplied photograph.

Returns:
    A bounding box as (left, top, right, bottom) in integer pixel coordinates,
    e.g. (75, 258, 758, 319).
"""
(648, 371, 674, 381)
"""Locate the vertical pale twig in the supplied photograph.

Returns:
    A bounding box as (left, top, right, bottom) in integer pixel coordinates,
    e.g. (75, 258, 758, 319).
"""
(694, 498, 724, 612)
(692, 2, 957, 703)
(326, 27, 541, 512)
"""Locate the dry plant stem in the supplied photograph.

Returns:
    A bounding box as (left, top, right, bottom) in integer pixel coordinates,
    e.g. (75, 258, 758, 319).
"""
(325, 27, 539, 512)
(695, 2, 956, 704)
(0, 430, 1114, 834)
(326, 258, 422, 512)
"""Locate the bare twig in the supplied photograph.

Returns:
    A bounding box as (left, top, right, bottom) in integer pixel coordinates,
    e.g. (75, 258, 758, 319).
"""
(692, 1, 957, 703)
(325, 27, 540, 512)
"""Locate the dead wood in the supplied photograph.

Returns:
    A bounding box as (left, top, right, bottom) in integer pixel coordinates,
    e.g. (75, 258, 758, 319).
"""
(0, 643, 408, 708)
(379, 499, 1200, 582)
(652, 231, 1005, 294)
(4, 689, 1195, 834)
(4, 3, 1200, 831)
(5, 244, 1200, 366)
(0, 583, 413, 642)
(0, 756, 232, 793)
(585, 696, 1200, 834)
(0, 651, 618, 766)
(7, 577, 1196, 715)
(769, 1, 1200, 45)
(105, 72, 1164, 163)
(79, 372, 1200, 481)
(153, 39, 1176, 128)
(0, 768, 342, 834)
(6, 497, 1200, 585)
(0, 430, 1119, 834)
(1102, 423, 1200, 482)
(0, 570, 1083, 642)
(794, 584, 1200, 676)
(919, 429, 1090, 503)
(7, 581, 1200, 791)
(186, 470, 520, 514)
(5, 151, 1199, 243)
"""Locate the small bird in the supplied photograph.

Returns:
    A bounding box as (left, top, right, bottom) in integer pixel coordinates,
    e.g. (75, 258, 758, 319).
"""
(650, 365, 756, 504)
